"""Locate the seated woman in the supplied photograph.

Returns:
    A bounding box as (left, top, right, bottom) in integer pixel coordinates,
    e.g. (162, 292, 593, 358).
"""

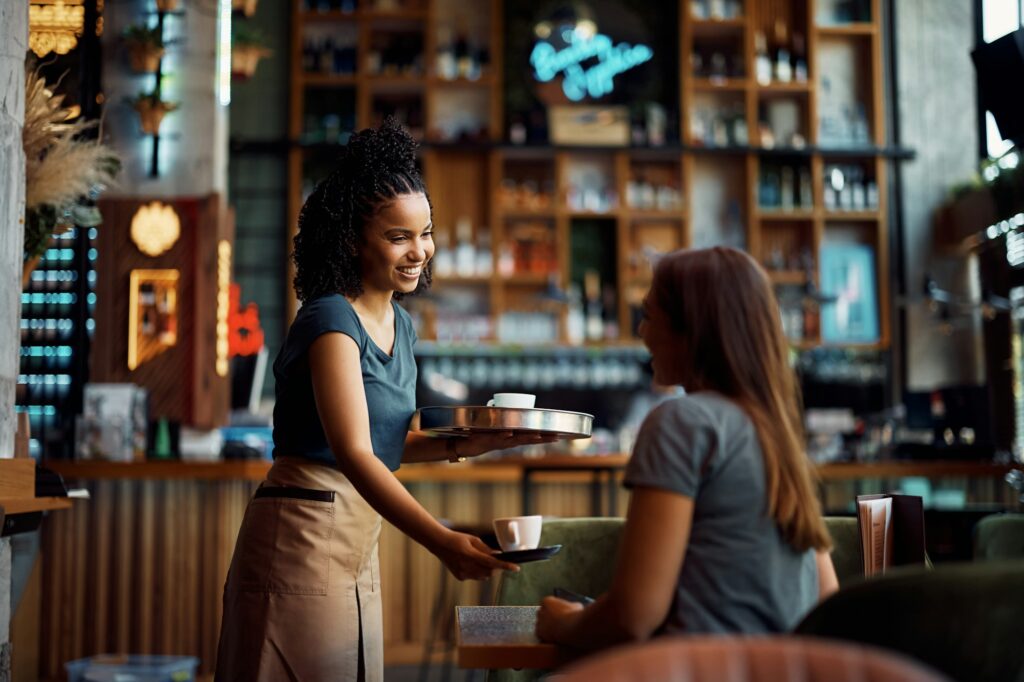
(537, 247, 839, 649)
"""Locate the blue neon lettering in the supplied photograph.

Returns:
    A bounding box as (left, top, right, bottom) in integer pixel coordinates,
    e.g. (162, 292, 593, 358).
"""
(530, 32, 653, 101)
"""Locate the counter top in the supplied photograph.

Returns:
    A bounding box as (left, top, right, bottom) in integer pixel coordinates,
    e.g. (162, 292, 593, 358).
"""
(44, 457, 1023, 482)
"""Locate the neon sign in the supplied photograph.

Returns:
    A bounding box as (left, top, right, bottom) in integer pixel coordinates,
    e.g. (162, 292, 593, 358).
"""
(530, 31, 653, 101)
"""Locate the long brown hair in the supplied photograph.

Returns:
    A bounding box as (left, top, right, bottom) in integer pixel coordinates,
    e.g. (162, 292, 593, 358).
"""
(649, 247, 830, 552)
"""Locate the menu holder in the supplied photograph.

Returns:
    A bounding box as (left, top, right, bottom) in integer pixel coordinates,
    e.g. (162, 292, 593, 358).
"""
(856, 493, 926, 577)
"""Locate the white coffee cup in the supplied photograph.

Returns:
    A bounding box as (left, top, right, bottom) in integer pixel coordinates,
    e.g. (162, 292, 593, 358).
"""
(487, 393, 536, 409)
(493, 515, 543, 552)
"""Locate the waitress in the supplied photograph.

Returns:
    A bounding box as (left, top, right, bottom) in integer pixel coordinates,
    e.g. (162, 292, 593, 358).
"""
(215, 119, 546, 681)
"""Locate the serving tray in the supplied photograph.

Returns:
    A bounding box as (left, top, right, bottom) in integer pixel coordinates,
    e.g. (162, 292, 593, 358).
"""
(413, 406, 594, 440)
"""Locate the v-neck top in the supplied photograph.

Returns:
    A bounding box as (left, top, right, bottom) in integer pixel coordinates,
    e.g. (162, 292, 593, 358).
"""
(272, 293, 418, 471)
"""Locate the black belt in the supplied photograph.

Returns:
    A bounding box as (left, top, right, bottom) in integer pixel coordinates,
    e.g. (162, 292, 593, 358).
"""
(254, 486, 335, 503)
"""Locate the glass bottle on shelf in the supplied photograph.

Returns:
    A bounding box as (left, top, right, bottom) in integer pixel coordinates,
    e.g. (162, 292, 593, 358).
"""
(773, 20, 792, 83)
(454, 217, 476, 278)
(566, 283, 585, 346)
(799, 167, 813, 209)
(475, 228, 493, 276)
(436, 26, 457, 80)
(433, 229, 454, 277)
(454, 24, 473, 79)
(730, 105, 748, 145)
(755, 31, 772, 86)
(584, 270, 604, 342)
(780, 166, 794, 210)
(793, 32, 808, 83)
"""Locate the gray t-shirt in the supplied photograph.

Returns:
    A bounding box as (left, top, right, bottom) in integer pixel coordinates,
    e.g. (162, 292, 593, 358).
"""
(624, 391, 818, 635)
(272, 294, 417, 471)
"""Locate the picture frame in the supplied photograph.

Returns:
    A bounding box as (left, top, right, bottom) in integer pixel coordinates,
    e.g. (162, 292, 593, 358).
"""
(819, 243, 880, 343)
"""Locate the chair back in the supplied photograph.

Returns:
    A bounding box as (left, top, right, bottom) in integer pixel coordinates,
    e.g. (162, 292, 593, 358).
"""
(973, 513, 1024, 561)
(488, 517, 625, 682)
(557, 636, 949, 682)
(494, 517, 625, 606)
(795, 560, 1024, 682)
(823, 516, 862, 586)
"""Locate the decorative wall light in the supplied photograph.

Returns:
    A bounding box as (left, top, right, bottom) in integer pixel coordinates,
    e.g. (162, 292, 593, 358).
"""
(216, 240, 232, 377)
(130, 201, 180, 256)
(29, 0, 85, 58)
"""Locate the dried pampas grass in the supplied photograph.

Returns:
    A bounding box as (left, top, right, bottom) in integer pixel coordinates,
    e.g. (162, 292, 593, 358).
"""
(23, 66, 119, 211)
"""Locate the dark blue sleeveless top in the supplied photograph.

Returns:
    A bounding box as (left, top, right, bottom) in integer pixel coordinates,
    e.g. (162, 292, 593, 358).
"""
(272, 294, 417, 471)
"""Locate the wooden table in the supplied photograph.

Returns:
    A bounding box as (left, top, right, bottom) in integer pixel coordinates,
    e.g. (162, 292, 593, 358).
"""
(456, 606, 572, 670)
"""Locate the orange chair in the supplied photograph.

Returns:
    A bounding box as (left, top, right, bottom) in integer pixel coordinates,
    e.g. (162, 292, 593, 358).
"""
(556, 636, 949, 682)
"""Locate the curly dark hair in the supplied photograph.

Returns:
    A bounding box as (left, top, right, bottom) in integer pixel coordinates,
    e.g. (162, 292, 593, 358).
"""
(292, 117, 433, 303)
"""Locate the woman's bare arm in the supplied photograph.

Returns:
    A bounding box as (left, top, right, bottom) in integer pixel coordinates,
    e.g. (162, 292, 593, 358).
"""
(536, 487, 694, 649)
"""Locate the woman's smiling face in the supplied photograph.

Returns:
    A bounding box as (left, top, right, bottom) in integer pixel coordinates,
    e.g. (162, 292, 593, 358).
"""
(358, 193, 434, 295)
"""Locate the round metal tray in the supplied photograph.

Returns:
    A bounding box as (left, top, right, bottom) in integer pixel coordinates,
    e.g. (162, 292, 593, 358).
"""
(413, 406, 594, 440)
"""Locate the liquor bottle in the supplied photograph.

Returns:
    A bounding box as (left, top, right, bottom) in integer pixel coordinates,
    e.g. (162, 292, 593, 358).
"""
(773, 20, 792, 83)
(454, 217, 476, 278)
(780, 166, 794, 210)
(799, 167, 813, 209)
(566, 284, 585, 346)
(454, 25, 472, 79)
(584, 271, 604, 342)
(755, 31, 772, 86)
(793, 32, 808, 82)
(436, 26, 457, 80)
(433, 229, 454, 277)
(475, 228, 493, 276)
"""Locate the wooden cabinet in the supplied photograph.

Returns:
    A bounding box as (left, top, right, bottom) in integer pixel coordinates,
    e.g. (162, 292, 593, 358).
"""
(287, 0, 893, 348)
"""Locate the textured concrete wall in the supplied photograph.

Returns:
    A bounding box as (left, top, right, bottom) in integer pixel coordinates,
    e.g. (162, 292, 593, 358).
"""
(895, 0, 985, 389)
(0, 1, 27, 677)
(102, 0, 228, 197)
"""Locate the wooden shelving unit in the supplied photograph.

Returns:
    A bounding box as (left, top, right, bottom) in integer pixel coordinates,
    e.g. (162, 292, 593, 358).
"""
(287, 0, 892, 350)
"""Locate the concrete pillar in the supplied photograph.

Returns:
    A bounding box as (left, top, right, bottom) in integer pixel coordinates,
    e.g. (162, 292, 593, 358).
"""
(895, 0, 984, 389)
(0, 1, 28, 679)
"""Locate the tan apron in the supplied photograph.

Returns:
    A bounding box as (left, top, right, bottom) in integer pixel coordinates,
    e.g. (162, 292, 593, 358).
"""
(215, 457, 383, 681)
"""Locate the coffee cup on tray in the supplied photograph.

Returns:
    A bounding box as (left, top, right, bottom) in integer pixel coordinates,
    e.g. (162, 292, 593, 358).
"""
(486, 393, 536, 409)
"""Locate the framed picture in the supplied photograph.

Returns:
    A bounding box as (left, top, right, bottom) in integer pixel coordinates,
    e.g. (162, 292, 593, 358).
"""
(819, 243, 880, 343)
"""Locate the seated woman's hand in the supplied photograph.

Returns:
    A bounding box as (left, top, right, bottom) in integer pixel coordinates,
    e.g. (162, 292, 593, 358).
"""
(433, 529, 519, 580)
(451, 431, 559, 459)
(535, 596, 585, 644)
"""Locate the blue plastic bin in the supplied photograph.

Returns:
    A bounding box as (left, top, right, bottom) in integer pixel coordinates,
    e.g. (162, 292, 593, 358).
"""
(65, 654, 199, 682)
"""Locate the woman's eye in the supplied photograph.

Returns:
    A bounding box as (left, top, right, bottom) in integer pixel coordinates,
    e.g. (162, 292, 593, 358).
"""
(422, 232, 433, 239)
(391, 236, 408, 243)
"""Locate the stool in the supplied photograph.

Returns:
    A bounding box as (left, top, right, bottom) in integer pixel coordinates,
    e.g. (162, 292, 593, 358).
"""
(418, 522, 498, 682)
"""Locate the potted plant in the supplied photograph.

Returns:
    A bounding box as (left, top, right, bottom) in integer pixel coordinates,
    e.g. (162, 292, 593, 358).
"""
(131, 92, 179, 135)
(23, 66, 120, 287)
(156, 0, 180, 11)
(231, 22, 272, 80)
(123, 24, 165, 73)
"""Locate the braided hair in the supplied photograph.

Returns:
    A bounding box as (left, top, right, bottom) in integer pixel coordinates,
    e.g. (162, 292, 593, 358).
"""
(292, 117, 432, 303)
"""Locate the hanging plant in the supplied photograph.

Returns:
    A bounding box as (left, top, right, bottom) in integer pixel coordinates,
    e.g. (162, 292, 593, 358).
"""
(131, 92, 180, 135)
(123, 24, 165, 73)
(232, 0, 258, 17)
(23, 66, 120, 288)
(231, 22, 272, 80)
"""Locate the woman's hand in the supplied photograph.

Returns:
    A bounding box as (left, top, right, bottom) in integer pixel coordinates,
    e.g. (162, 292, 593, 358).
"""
(450, 431, 559, 459)
(432, 529, 520, 580)
(535, 596, 585, 643)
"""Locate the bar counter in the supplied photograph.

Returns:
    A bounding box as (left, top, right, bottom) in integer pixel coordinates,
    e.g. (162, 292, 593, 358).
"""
(26, 456, 1021, 679)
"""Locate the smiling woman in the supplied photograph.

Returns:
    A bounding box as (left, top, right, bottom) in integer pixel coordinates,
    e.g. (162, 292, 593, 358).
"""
(214, 119, 546, 682)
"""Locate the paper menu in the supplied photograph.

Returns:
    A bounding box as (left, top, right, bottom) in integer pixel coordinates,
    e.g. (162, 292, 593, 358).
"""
(858, 496, 893, 576)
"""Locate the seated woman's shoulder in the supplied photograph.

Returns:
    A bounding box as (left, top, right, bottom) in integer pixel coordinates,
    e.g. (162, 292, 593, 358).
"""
(643, 391, 749, 432)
